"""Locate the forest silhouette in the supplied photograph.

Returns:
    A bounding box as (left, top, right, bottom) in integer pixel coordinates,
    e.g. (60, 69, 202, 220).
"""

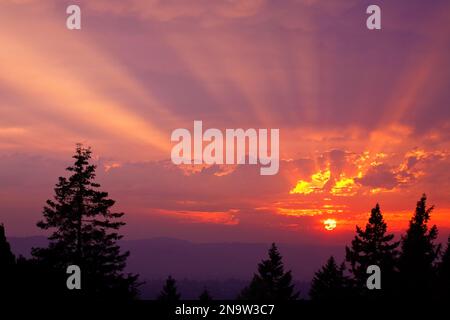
(1, 145, 449, 304)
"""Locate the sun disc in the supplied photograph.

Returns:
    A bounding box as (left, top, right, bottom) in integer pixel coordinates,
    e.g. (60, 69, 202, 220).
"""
(324, 219, 337, 231)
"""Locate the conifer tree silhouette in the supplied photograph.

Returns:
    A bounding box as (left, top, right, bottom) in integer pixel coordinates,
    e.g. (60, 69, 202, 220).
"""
(437, 235, 450, 300)
(239, 243, 299, 300)
(399, 194, 440, 300)
(345, 203, 399, 298)
(32, 144, 139, 299)
(158, 275, 181, 301)
(199, 287, 212, 301)
(0, 224, 16, 297)
(0, 224, 15, 267)
(309, 256, 349, 301)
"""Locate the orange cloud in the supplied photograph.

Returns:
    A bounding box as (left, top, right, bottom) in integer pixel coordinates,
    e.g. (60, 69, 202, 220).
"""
(290, 169, 331, 195)
(153, 209, 239, 225)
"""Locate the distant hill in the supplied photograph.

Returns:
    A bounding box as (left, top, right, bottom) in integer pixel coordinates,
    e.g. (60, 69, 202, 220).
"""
(8, 236, 48, 257)
(8, 236, 344, 299)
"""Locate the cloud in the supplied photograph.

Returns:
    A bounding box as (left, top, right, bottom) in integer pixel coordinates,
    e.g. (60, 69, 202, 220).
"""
(356, 164, 398, 190)
(152, 208, 239, 225)
(0, 0, 449, 240)
(85, 0, 267, 22)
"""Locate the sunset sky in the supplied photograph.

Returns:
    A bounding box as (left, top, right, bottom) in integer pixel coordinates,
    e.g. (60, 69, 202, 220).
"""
(0, 0, 449, 245)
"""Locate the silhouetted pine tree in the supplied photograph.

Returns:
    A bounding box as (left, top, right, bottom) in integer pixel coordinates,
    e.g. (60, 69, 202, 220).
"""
(345, 204, 399, 298)
(239, 243, 299, 300)
(0, 224, 16, 297)
(309, 256, 349, 301)
(158, 276, 181, 301)
(0, 224, 15, 267)
(199, 288, 212, 301)
(398, 194, 440, 300)
(32, 144, 139, 299)
(436, 236, 450, 300)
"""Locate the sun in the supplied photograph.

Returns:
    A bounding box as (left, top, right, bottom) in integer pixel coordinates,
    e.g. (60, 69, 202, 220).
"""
(324, 219, 337, 231)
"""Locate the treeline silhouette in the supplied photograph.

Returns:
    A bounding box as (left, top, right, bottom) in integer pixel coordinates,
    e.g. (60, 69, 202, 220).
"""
(1, 145, 449, 303)
(310, 199, 450, 303)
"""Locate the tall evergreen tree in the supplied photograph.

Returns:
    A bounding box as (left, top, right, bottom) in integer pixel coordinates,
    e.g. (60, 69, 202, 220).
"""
(398, 194, 440, 300)
(0, 224, 16, 297)
(345, 203, 399, 297)
(309, 256, 349, 301)
(32, 144, 139, 299)
(436, 236, 450, 300)
(239, 243, 299, 300)
(0, 224, 15, 267)
(158, 276, 181, 301)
